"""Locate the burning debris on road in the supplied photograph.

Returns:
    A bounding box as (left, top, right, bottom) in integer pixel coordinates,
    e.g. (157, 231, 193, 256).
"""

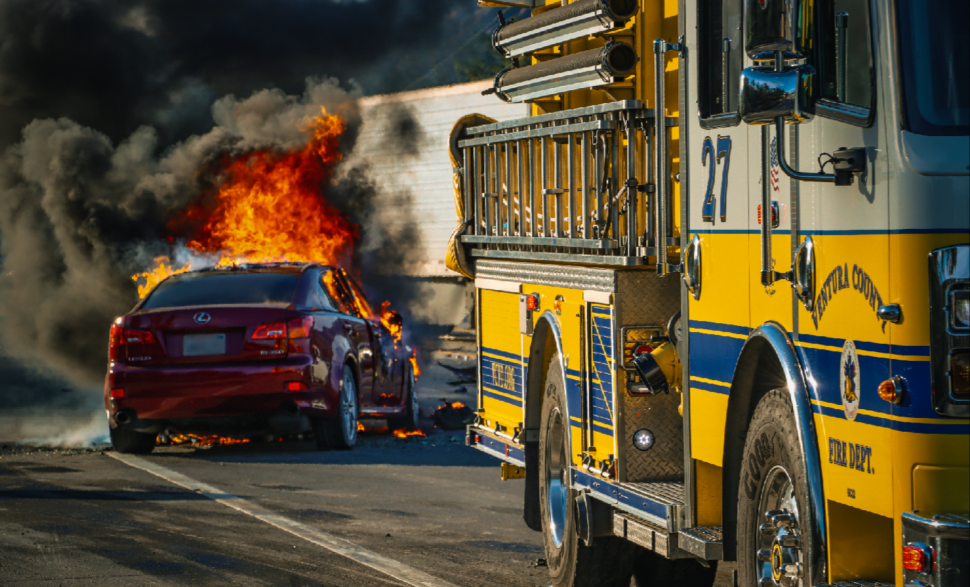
(432, 401, 475, 431)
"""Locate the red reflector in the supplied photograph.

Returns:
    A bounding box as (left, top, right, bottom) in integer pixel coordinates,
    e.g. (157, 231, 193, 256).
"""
(110, 388, 125, 399)
(287, 316, 313, 339)
(474, 435, 482, 443)
(286, 381, 308, 392)
(902, 543, 933, 573)
(526, 294, 539, 311)
(252, 321, 287, 340)
(951, 350, 969, 399)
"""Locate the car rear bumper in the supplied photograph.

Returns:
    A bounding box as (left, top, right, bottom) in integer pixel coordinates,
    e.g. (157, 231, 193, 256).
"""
(104, 355, 338, 428)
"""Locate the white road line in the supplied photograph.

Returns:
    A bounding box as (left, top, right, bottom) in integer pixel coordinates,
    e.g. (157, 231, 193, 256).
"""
(109, 452, 458, 587)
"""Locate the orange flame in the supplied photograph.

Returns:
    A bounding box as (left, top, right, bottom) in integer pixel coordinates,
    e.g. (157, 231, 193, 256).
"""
(392, 429, 427, 438)
(134, 108, 357, 297)
(379, 301, 403, 344)
(185, 108, 356, 265)
(357, 422, 366, 432)
(162, 434, 252, 446)
(449, 401, 466, 409)
(133, 257, 191, 299)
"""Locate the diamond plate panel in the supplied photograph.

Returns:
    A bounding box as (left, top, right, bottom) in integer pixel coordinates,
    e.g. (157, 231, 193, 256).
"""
(615, 270, 681, 327)
(622, 482, 685, 505)
(817, 582, 892, 587)
(476, 260, 616, 291)
(614, 270, 683, 483)
(619, 389, 684, 482)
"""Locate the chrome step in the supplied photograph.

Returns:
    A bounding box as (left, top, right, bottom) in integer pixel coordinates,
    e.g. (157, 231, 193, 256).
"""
(678, 525, 723, 560)
(612, 512, 693, 559)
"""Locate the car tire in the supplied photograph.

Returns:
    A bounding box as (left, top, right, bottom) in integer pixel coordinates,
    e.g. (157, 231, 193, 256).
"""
(314, 367, 358, 451)
(737, 389, 813, 587)
(110, 426, 157, 454)
(387, 364, 419, 431)
(632, 548, 717, 587)
(539, 355, 635, 587)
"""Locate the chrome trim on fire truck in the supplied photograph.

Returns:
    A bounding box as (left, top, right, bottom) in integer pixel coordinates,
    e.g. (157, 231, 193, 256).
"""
(738, 322, 827, 587)
(474, 278, 521, 294)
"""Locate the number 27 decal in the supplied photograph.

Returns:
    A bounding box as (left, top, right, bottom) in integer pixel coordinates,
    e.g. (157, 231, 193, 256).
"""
(701, 135, 732, 223)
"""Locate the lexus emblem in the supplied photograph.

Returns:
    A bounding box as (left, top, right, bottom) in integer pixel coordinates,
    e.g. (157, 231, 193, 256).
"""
(193, 312, 211, 325)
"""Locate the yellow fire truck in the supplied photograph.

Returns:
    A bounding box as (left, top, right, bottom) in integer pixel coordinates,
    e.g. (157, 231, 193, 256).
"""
(445, 1, 969, 586)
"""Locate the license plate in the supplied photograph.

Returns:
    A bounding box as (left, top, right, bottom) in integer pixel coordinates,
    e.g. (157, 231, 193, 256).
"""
(183, 333, 226, 357)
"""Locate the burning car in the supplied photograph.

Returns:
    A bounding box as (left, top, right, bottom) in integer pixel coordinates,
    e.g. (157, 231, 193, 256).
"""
(104, 263, 418, 454)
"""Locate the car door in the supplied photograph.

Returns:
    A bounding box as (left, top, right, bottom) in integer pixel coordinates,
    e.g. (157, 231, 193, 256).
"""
(322, 269, 376, 408)
(339, 271, 401, 406)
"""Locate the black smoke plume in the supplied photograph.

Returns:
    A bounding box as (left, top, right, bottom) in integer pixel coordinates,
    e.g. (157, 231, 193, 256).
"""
(0, 0, 490, 420)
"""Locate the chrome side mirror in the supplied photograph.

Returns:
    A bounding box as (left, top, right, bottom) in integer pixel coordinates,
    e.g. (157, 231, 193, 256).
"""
(792, 236, 815, 310)
(683, 234, 702, 300)
(740, 64, 816, 125)
(744, 0, 813, 58)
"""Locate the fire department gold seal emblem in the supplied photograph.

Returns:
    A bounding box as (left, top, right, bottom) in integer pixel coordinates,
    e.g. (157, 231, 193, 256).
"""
(840, 340, 861, 421)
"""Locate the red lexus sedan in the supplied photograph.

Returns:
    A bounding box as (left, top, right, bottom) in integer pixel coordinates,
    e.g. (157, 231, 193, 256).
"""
(104, 263, 418, 454)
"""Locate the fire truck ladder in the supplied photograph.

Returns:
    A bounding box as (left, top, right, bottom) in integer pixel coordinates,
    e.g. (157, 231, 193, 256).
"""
(457, 101, 678, 266)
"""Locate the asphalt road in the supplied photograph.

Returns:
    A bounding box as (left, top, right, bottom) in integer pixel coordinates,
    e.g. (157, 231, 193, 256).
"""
(1, 343, 559, 587)
(0, 431, 552, 587)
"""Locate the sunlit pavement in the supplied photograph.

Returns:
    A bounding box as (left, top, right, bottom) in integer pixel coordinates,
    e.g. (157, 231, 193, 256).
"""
(0, 350, 552, 587)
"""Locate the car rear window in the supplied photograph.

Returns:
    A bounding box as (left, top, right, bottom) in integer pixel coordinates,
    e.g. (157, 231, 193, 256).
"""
(140, 272, 300, 309)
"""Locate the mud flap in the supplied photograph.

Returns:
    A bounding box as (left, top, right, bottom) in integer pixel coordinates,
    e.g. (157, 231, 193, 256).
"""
(523, 438, 541, 531)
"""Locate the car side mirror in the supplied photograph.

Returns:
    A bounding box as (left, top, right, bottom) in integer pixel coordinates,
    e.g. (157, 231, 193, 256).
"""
(739, 63, 816, 125)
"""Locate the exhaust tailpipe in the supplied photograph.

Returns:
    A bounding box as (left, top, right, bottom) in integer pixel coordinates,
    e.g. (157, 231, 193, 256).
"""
(487, 41, 637, 103)
(115, 408, 136, 426)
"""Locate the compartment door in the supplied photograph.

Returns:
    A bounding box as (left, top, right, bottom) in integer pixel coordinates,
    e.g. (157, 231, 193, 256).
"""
(478, 288, 525, 435)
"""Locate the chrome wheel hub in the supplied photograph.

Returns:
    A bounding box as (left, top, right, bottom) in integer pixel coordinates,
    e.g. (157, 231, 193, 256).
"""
(756, 466, 803, 587)
(342, 374, 357, 443)
(544, 408, 568, 547)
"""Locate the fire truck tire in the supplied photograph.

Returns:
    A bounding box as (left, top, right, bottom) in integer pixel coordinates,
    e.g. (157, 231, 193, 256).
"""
(110, 426, 157, 454)
(632, 549, 717, 587)
(539, 356, 635, 587)
(314, 367, 359, 450)
(737, 389, 812, 587)
(387, 364, 419, 431)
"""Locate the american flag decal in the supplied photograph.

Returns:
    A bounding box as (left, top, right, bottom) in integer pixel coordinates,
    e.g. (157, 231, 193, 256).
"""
(770, 137, 780, 192)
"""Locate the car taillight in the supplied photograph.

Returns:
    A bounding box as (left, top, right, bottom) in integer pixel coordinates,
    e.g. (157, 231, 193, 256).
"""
(286, 381, 308, 391)
(252, 321, 287, 340)
(287, 317, 313, 339)
(902, 542, 934, 573)
(108, 322, 155, 361)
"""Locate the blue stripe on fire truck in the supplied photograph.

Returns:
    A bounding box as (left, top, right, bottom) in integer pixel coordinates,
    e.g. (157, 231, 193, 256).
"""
(687, 321, 966, 434)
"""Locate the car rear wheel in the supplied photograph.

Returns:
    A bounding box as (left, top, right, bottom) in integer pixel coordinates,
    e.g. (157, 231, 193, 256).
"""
(110, 426, 157, 454)
(387, 364, 419, 431)
(314, 367, 358, 450)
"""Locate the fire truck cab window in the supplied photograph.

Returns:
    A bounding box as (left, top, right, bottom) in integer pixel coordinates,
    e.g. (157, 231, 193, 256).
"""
(697, 0, 743, 125)
(817, 0, 874, 111)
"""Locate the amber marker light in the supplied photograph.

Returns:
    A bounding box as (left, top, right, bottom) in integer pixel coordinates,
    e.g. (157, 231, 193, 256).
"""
(902, 543, 934, 574)
(877, 376, 905, 405)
